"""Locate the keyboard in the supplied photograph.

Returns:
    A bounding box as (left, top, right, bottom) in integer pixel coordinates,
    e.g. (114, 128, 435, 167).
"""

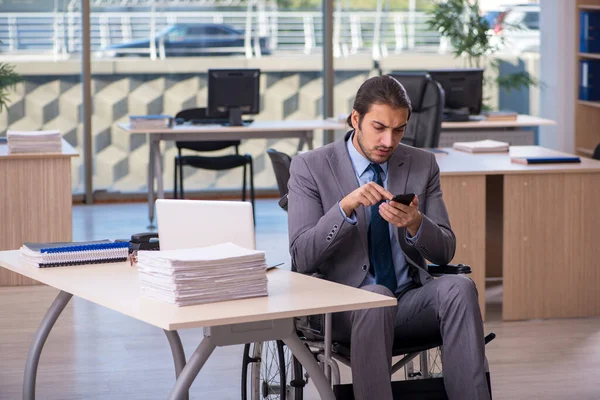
(188, 118, 254, 126)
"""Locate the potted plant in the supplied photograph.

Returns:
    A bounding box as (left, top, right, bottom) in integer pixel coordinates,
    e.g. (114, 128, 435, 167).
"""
(426, 0, 538, 110)
(0, 61, 22, 113)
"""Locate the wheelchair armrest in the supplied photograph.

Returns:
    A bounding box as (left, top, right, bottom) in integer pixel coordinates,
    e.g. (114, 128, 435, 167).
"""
(427, 263, 471, 275)
(278, 193, 288, 211)
(293, 271, 327, 340)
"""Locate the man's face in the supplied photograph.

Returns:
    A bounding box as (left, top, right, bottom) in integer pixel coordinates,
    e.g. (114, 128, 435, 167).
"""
(351, 102, 409, 164)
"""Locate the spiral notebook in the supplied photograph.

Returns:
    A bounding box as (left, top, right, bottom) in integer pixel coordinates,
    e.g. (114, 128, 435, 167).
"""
(20, 240, 130, 268)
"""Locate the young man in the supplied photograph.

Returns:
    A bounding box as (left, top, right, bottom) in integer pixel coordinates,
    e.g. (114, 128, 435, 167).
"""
(287, 75, 490, 400)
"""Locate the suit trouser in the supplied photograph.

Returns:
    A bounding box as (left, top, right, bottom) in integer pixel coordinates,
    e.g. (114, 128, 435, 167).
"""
(331, 275, 490, 400)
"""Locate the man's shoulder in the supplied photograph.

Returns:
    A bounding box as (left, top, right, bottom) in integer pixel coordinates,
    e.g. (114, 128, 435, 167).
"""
(294, 141, 338, 166)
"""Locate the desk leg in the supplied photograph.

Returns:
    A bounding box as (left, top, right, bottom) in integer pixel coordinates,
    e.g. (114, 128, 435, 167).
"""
(297, 137, 306, 153)
(283, 333, 336, 400)
(163, 330, 188, 400)
(154, 138, 165, 200)
(147, 135, 156, 229)
(23, 290, 72, 400)
(324, 312, 332, 381)
(307, 132, 314, 150)
(167, 338, 216, 400)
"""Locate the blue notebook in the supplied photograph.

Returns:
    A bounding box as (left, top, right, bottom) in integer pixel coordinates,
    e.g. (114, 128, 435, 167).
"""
(511, 156, 581, 165)
(21, 240, 130, 268)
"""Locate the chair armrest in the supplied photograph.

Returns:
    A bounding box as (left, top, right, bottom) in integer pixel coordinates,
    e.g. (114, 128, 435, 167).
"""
(278, 193, 288, 211)
(427, 263, 471, 275)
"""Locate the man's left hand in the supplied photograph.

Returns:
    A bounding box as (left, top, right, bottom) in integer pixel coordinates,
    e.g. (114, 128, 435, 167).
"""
(378, 195, 423, 236)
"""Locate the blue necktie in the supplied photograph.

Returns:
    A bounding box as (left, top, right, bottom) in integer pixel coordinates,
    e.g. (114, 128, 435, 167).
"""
(367, 163, 397, 293)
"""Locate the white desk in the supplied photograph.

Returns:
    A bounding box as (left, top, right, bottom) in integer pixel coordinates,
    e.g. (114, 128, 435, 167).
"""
(439, 115, 556, 148)
(440, 114, 555, 130)
(0, 251, 395, 399)
(117, 119, 346, 227)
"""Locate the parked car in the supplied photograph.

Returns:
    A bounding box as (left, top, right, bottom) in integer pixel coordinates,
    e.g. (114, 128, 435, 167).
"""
(98, 23, 271, 57)
(488, 4, 540, 54)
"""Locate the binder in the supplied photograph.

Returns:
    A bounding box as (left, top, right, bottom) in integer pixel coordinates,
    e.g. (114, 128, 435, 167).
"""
(580, 11, 600, 54)
(20, 240, 130, 268)
(579, 59, 600, 101)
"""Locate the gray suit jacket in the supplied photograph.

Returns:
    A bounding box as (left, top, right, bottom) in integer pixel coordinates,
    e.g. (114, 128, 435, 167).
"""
(287, 130, 456, 291)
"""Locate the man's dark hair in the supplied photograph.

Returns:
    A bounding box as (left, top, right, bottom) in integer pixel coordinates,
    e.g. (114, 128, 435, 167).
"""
(346, 75, 412, 128)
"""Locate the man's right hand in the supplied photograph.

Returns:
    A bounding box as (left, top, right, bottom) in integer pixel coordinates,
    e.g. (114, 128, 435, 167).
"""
(340, 182, 393, 217)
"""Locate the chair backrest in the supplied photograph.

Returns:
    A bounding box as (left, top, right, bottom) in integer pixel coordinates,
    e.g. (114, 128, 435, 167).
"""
(390, 73, 445, 148)
(266, 148, 292, 198)
(593, 143, 600, 160)
(175, 107, 240, 152)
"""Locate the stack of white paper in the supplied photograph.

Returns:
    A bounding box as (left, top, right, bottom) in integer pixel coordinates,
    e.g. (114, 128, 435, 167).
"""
(7, 130, 62, 153)
(452, 139, 509, 153)
(137, 242, 268, 306)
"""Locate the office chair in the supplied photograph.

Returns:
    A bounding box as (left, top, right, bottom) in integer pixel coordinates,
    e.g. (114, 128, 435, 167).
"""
(592, 143, 600, 160)
(266, 149, 292, 198)
(172, 108, 255, 220)
(241, 150, 495, 399)
(391, 73, 445, 148)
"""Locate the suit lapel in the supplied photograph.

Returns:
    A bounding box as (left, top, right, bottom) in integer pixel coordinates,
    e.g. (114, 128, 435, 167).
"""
(327, 131, 368, 253)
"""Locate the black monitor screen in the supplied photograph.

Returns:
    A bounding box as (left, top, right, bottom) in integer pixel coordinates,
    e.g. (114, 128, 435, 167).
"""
(207, 68, 260, 125)
(428, 69, 484, 115)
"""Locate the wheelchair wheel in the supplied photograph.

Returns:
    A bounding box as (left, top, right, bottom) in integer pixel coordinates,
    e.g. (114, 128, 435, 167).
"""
(242, 340, 304, 400)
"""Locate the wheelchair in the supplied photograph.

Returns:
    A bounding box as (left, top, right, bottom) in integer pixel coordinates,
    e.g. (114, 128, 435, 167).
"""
(241, 150, 495, 399)
(241, 263, 495, 399)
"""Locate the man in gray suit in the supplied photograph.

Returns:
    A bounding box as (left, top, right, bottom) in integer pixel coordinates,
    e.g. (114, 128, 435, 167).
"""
(287, 75, 489, 400)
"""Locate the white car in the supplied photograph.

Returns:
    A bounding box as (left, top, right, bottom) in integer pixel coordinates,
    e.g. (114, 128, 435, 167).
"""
(488, 4, 540, 55)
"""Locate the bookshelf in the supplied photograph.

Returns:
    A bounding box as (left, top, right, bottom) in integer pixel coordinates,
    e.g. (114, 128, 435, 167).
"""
(577, 2, 600, 157)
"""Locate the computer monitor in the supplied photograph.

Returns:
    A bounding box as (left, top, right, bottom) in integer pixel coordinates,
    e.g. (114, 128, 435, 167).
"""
(427, 68, 484, 116)
(207, 68, 260, 126)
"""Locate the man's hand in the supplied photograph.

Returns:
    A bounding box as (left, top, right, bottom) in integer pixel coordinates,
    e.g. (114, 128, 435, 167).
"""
(379, 196, 423, 236)
(340, 182, 392, 217)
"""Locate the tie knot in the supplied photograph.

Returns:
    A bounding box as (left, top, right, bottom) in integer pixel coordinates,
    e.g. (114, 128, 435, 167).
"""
(368, 163, 384, 184)
(369, 162, 383, 175)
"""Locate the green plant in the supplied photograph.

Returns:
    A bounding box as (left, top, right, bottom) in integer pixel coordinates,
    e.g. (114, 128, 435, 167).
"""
(0, 62, 22, 112)
(426, 0, 538, 109)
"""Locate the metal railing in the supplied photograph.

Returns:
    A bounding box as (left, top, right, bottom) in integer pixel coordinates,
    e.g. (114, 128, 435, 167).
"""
(0, 9, 445, 59)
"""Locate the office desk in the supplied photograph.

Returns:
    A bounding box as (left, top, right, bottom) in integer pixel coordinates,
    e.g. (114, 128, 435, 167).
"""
(0, 251, 395, 400)
(436, 146, 600, 321)
(0, 140, 78, 286)
(117, 120, 346, 227)
(439, 115, 556, 147)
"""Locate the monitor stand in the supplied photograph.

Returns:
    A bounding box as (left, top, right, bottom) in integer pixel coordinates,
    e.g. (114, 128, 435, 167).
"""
(443, 108, 470, 122)
(224, 107, 247, 127)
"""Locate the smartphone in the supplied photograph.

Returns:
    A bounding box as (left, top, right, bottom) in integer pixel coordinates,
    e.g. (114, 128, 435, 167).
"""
(391, 193, 415, 206)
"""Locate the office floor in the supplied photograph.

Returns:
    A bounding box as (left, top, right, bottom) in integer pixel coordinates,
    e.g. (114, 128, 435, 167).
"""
(0, 200, 599, 400)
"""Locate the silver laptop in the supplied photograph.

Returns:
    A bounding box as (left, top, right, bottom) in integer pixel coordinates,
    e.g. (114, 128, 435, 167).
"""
(155, 199, 256, 251)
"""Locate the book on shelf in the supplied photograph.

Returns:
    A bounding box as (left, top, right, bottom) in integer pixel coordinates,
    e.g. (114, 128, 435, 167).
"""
(6, 130, 62, 154)
(482, 110, 518, 121)
(452, 139, 509, 153)
(129, 115, 173, 129)
(510, 156, 581, 165)
(20, 240, 130, 268)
